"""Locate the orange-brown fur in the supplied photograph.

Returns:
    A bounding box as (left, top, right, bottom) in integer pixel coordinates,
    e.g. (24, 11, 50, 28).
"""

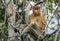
(29, 7, 46, 31)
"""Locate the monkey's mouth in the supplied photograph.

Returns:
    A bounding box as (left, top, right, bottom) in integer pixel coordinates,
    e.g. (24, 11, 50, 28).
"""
(34, 13, 40, 16)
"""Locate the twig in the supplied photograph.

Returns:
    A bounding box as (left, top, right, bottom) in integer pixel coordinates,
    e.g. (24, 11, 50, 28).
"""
(54, 31, 59, 41)
(35, 0, 46, 6)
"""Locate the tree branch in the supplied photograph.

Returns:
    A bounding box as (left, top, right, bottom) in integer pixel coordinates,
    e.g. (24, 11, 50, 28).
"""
(35, 0, 46, 6)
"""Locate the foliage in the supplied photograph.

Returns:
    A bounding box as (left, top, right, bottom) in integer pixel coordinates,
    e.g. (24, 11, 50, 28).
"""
(0, 0, 60, 41)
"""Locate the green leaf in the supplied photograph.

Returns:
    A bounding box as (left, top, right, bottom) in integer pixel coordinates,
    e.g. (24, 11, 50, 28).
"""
(18, 0, 23, 5)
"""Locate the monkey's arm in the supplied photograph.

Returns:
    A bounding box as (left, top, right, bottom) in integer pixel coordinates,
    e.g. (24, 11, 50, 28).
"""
(41, 13, 46, 26)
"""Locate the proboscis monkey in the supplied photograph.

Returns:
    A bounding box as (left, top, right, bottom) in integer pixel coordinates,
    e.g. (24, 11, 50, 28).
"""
(29, 5, 46, 36)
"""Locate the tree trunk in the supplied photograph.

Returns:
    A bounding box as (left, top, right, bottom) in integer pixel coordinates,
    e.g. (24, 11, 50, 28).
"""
(5, 0, 17, 41)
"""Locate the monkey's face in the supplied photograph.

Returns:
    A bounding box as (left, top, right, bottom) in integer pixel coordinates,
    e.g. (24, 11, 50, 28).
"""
(33, 9, 40, 15)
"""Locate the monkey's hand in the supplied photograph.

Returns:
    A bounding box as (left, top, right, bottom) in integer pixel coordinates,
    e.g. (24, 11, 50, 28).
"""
(35, 18, 41, 22)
